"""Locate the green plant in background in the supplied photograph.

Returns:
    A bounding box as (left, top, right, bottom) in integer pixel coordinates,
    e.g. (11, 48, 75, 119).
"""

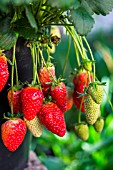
(0, 0, 113, 169)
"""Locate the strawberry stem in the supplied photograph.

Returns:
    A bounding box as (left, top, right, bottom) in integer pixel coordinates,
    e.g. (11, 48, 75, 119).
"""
(74, 41, 80, 67)
(64, 24, 86, 60)
(62, 35, 71, 77)
(30, 43, 37, 85)
(11, 44, 16, 116)
(39, 47, 46, 67)
(78, 111, 81, 123)
(35, 45, 41, 85)
(83, 37, 95, 82)
(34, 44, 38, 84)
(47, 47, 51, 63)
(14, 57, 19, 87)
(79, 36, 87, 59)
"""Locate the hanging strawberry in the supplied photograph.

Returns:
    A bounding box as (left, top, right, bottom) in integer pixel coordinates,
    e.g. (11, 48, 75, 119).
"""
(50, 81, 67, 113)
(38, 102, 66, 137)
(21, 86, 44, 120)
(1, 118, 26, 152)
(7, 89, 22, 114)
(0, 55, 9, 91)
(38, 63, 55, 88)
(24, 116, 43, 137)
(73, 69, 92, 112)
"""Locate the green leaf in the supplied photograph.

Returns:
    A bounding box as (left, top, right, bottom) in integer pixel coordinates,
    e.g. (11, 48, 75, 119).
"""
(86, 0, 113, 15)
(14, 18, 40, 39)
(81, 0, 94, 15)
(25, 5, 38, 31)
(47, 0, 77, 9)
(0, 32, 18, 50)
(70, 7, 95, 36)
(0, 17, 18, 50)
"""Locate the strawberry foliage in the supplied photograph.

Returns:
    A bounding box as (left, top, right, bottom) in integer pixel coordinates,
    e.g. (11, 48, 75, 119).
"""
(0, 0, 113, 49)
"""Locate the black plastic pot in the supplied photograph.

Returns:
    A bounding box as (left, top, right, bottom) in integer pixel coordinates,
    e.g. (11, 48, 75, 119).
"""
(0, 38, 33, 170)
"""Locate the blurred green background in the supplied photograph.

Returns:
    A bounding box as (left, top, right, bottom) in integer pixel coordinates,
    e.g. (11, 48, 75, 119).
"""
(30, 12, 113, 170)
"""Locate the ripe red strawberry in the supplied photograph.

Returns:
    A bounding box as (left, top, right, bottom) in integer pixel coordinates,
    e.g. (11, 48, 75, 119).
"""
(21, 87, 43, 120)
(66, 86, 73, 111)
(38, 102, 66, 137)
(7, 89, 22, 114)
(1, 118, 26, 152)
(50, 82, 67, 113)
(73, 70, 92, 112)
(38, 64, 55, 87)
(0, 55, 9, 91)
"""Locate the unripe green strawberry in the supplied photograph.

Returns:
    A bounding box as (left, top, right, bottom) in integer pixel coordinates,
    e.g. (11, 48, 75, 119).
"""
(74, 122, 89, 140)
(24, 116, 43, 137)
(94, 117, 104, 132)
(87, 83, 103, 104)
(84, 94, 100, 125)
(81, 59, 92, 72)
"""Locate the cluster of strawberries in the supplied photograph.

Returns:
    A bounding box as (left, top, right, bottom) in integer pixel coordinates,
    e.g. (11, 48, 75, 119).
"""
(0, 55, 73, 152)
(0, 54, 105, 151)
(73, 65, 104, 140)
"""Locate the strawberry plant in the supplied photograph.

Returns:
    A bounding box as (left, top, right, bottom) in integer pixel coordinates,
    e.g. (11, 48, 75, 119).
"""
(0, 1, 113, 170)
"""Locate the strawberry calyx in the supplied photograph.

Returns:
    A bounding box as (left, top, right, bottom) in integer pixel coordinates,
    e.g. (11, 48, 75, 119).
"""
(51, 76, 65, 89)
(9, 82, 23, 91)
(43, 95, 53, 105)
(87, 81, 106, 89)
(24, 81, 42, 91)
(3, 111, 23, 120)
(81, 59, 95, 72)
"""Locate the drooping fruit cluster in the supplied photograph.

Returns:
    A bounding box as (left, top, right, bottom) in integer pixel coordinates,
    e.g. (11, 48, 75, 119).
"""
(0, 38, 106, 152)
(1, 50, 73, 152)
(84, 82, 104, 125)
(73, 61, 105, 141)
(73, 69, 92, 112)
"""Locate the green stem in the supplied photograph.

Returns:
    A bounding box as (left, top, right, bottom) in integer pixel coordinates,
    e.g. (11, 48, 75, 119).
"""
(35, 46, 40, 84)
(73, 41, 80, 67)
(39, 47, 46, 66)
(79, 36, 87, 59)
(37, 0, 47, 23)
(47, 47, 51, 63)
(78, 95, 84, 123)
(95, 76, 113, 111)
(71, 27, 88, 59)
(34, 45, 38, 84)
(30, 44, 36, 85)
(83, 37, 95, 81)
(45, 23, 73, 26)
(103, 88, 113, 111)
(14, 58, 19, 87)
(64, 25, 84, 60)
(62, 35, 71, 77)
(78, 111, 81, 123)
(11, 45, 16, 116)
